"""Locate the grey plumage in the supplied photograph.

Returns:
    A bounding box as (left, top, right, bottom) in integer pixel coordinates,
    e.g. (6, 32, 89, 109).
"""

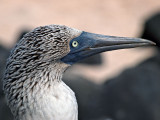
(3, 25, 81, 120)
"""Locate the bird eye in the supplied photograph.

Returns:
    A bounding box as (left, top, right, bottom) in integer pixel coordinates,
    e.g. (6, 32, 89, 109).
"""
(72, 41, 79, 47)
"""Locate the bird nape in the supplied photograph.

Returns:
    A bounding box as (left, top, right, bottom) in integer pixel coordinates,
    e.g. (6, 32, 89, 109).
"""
(3, 25, 155, 120)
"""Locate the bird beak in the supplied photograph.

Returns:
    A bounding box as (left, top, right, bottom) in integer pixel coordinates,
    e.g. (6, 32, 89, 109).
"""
(78, 32, 155, 56)
(61, 32, 155, 64)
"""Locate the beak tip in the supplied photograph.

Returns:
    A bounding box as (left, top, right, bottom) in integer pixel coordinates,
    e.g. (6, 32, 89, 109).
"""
(140, 38, 156, 46)
(147, 40, 156, 46)
(152, 42, 156, 45)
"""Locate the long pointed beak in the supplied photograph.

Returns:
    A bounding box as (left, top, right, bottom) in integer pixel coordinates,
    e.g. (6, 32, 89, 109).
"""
(80, 32, 155, 56)
(61, 32, 155, 64)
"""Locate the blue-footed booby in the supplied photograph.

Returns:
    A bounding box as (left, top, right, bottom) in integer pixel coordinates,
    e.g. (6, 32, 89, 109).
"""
(3, 25, 155, 120)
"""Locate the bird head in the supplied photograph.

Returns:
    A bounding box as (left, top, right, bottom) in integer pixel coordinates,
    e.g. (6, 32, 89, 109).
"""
(6, 24, 155, 71)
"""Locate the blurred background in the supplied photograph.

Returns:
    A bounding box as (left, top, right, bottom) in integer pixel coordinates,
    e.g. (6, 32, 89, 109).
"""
(0, 0, 160, 120)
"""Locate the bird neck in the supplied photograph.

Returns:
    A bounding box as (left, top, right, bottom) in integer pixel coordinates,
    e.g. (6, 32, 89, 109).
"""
(7, 62, 78, 120)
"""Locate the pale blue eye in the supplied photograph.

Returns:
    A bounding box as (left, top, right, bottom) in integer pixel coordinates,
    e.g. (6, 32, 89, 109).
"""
(72, 41, 78, 47)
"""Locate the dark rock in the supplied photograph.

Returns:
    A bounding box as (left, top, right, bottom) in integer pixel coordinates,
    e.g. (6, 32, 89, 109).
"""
(141, 12, 160, 47)
(0, 45, 13, 120)
(0, 97, 13, 120)
(0, 45, 9, 98)
(101, 54, 160, 120)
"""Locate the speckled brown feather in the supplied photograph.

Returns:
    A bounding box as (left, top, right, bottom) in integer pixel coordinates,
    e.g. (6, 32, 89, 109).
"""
(3, 25, 81, 120)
